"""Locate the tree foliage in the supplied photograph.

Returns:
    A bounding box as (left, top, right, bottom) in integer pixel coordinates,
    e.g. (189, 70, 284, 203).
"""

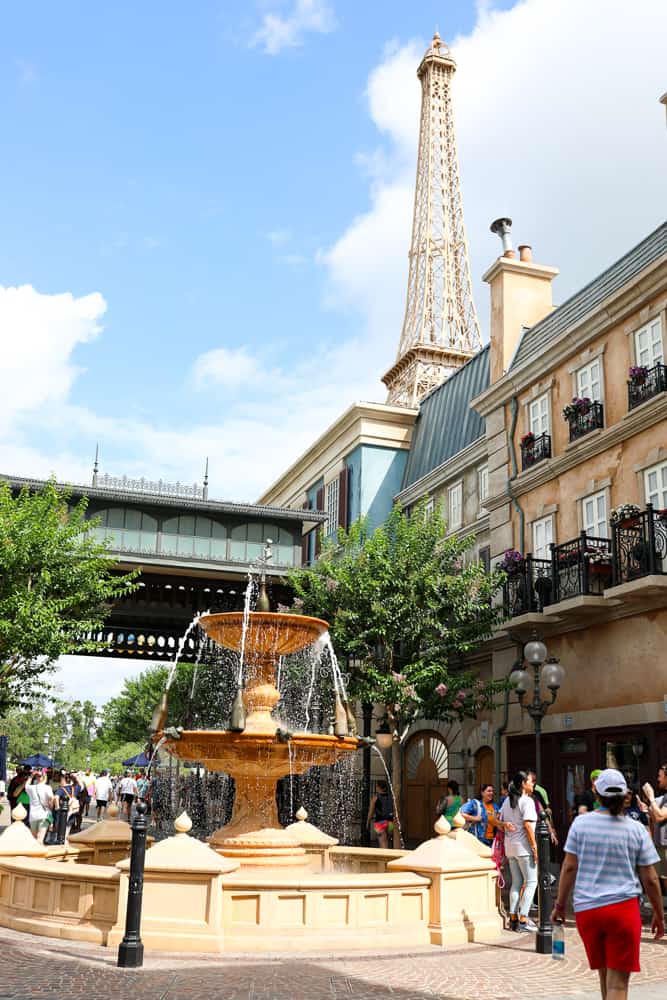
(287, 501, 508, 734)
(102, 662, 194, 744)
(0, 480, 137, 714)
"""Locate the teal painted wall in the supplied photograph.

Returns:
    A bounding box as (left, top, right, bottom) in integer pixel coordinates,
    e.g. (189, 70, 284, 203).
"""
(359, 445, 407, 533)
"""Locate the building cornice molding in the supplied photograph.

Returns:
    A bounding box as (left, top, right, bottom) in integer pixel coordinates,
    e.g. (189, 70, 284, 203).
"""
(472, 254, 667, 417)
(481, 256, 559, 285)
(257, 401, 417, 505)
(395, 436, 486, 506)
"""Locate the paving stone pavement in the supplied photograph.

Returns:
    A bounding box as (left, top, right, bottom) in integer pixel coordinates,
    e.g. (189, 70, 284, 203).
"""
(0, 924, 666, 999)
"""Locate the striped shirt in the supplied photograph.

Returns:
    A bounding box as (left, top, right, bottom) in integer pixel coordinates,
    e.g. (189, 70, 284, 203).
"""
(564, 810, 659, 912)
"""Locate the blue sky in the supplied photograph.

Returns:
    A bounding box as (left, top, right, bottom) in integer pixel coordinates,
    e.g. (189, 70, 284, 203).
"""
(1, 0, 666, 704)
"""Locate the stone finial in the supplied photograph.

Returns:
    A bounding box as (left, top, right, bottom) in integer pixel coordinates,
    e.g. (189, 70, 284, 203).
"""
(295, 807, 308, 822)
(434, 815, 451, 837)
(175, 811, 193, 835)
(11, 804, 27, 823)
(451, 810, 466, 829)
(107, 803, 120, 819)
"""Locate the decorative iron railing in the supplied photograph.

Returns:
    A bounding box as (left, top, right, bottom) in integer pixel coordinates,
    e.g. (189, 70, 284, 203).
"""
(502, 556, 553, 618)
(552, 533, 612, 601)
(520, 432, 552, 472)
(95, 472, 207, 500)
(567, 402, 604, 442)
(611, 504, 667, 585)
(627, 364, 667, 411)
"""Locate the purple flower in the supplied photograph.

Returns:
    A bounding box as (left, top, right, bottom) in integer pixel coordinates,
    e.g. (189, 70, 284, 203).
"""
(435, 683, 448, 697)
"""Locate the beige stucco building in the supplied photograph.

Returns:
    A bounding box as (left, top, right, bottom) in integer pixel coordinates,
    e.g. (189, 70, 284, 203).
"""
(470, 221, 667, 839)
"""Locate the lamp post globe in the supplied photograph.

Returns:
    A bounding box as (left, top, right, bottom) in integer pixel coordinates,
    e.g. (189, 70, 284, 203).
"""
(541, 657, 565, 691)
(523, 638, 547, 665)
(509, 667, 531, 695)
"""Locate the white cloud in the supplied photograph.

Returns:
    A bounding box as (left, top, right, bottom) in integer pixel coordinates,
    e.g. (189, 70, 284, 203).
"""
(0, 285, 106, 436)
(321, 0, 667, 354)
(55, 655, 170, 707)
(252, 0, 336, 55)
(191, 346, 266, 389)
(266, 228, 292, 246)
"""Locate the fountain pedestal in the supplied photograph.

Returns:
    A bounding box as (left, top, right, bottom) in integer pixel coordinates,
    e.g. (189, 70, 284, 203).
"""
(158, 612, 362, 868)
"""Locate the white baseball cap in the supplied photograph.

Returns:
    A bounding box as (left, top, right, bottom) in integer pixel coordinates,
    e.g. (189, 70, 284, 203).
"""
(594, 768, 628, 796)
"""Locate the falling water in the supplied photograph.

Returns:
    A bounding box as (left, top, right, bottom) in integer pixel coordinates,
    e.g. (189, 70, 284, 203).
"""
(320, 633, 348, 701)
(371, 745, 404, 848)
(237, 576, 258, 684)
(303, 646, 319, 732)
(165, 612, 204, 691)
(276, 655, 283, 692)
(189, 611, 210, 701)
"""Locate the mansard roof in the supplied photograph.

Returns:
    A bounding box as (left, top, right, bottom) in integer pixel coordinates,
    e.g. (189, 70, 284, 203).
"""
(401, 344, 489, 490)
(511, 221, 667, 370)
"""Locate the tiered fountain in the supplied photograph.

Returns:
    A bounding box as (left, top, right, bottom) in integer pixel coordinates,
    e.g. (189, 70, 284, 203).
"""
(155, 565, 362, 866)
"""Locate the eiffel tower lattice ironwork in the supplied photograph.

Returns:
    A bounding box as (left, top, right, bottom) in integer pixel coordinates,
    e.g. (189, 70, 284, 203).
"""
(383, 32, 482, 408)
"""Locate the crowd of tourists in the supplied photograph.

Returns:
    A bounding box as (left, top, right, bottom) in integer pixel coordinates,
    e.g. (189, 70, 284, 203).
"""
(369, 764, 667, 999)
(2, 766, 152, 842)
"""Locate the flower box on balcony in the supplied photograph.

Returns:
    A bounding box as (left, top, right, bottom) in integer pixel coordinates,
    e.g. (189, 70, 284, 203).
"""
(610, 504, 641, 529)
(629, 365, 648, 386)
(562, 397, 592, 421)
(588, 562, 612, 577)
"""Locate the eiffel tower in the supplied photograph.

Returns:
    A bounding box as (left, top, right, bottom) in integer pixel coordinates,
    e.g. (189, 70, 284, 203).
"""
(383, 32, 482, 408)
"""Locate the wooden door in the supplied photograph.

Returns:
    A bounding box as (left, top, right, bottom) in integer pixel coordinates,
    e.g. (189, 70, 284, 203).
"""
(475, 746, 494, 791)
(404, 731, 449, 844)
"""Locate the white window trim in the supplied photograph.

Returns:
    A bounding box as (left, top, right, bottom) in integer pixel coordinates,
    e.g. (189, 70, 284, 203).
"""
(632, 316, 664, 367)
(424, 497, 435, 519)
(531, 514, 554, 561)
(325, 478, 339, 537)
(643, 459, 667, 511)
(477, 465, 489, 514)
(574, 357, 605, 403)
(527, 391, 551, 438)
(447, 481, 463, 532)
(581, 488, 609, 539)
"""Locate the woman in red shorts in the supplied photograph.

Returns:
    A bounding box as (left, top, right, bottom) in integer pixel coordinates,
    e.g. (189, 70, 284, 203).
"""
(552, 768, 664, 999)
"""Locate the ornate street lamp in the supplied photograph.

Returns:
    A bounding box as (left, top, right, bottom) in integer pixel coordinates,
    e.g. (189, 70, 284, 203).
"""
(43, 733, 51, 772)
(510, 636, 566, 956)
(375, 721, 393, 751)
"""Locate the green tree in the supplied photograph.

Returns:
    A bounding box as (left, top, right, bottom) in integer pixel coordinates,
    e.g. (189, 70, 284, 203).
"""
(102, 662, 194, 744)
(287, 500, 508, 846)
(0, 480, 137, 714)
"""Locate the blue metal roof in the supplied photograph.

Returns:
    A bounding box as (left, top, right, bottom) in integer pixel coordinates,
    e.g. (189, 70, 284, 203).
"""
(401, 345, 490, 490)
(511, 221, 667, 370)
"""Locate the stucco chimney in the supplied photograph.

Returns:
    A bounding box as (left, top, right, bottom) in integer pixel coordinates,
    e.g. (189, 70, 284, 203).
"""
(483, 232, 559, 383)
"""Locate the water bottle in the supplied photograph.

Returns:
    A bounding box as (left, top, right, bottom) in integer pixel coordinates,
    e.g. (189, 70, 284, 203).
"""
(552, 921, 565, 960)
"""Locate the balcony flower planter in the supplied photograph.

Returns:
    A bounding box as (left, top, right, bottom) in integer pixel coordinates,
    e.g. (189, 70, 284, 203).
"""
(629, 365, 648, 386)
(588, 562, 612, 578)
(562, 397, 592, 421)
(498, 549, 524, 575)
(610, 504, 641, 529)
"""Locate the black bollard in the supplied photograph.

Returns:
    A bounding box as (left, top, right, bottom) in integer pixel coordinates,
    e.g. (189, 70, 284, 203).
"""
(54, 801, 69, 845)
(117, 801, 149, 968)
(535, 809, 553, 954)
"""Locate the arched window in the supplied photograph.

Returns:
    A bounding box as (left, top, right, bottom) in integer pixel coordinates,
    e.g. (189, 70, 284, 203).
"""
(92, 508, 158, 553)
(161, 515, 227, 559)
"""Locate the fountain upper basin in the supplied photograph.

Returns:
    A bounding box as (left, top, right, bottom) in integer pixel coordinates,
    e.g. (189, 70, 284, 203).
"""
(199, 611, 329, 656)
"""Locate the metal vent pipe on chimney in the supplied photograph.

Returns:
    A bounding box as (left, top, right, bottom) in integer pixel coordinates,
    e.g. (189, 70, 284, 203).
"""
(490, 217, 514, 257)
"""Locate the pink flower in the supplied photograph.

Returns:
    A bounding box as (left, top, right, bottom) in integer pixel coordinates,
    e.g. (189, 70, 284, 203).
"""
(453, 699, 463, 709)
(435, 683, 448, 697)
(292, 597, 304, 608)
(391, 672, 406, 683)
(325, 578, 339, 592)
(456, 689, 466, 700)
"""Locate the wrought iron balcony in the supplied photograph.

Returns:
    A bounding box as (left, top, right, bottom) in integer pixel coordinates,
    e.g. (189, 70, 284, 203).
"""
(628, 364, 667, 410)
(502, 556, 553, 618)
(567, 401, 604, 442)
(611, 504, 667, 585)
(520, 432, 552, 472)
(553, 533, 612, 601)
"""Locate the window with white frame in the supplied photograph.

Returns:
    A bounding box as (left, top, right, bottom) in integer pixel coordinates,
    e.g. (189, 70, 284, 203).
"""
(634, 318, 664, 368)
(644, 460, 667, 511)
(532, 515, 553, 561)
(424, 497, 435, 519)
(528, 393, 550, 437)
(576, 358, 603, 401)
(582, 490, 608, 538)
(325, 478, 339, 536)
(447, 481, 463, 530)
(477, 465, 489, 511)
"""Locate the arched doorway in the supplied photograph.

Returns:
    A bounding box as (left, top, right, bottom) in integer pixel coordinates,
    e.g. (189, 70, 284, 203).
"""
(475, 746, 495, 792)
(404, 730, 448, 844)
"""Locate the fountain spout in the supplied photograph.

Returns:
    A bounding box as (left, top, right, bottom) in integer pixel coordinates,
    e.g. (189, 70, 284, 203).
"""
(255, 539, 273, 612)
(230, 685, 246, 733)
(150, 691, 169, 734)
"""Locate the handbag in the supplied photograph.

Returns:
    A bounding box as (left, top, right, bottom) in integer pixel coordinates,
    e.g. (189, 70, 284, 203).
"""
(491, 828, 506, 888)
